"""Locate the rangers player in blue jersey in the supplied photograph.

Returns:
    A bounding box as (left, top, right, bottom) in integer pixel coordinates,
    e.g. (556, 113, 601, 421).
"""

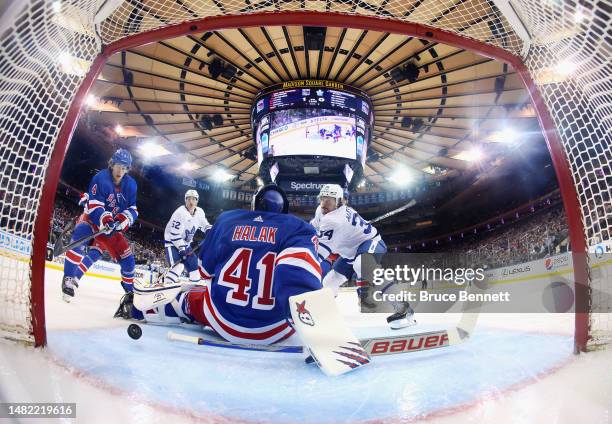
(125, 184, 323, 345)
(61, 149, 138, 302)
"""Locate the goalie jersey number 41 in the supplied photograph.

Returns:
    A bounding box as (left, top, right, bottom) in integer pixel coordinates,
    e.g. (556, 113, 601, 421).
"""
(197, 209, 323, 345)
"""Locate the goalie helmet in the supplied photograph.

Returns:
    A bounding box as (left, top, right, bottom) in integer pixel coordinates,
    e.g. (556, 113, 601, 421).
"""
(109, 148, 132, 169)
(185, 189, 199, 201)
(318, 184, 344, 206)
(252, 184, 288, 214)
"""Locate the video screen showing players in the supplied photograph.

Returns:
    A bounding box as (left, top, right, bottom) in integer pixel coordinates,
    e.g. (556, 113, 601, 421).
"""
(267, 108, 357, 159)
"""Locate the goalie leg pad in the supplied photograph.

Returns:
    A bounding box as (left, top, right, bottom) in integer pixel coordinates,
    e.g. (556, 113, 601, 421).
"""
(289, 288, 370, 376)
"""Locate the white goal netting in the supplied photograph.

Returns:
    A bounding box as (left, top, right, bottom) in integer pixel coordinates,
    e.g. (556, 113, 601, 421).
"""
(0, 0, 609, 348)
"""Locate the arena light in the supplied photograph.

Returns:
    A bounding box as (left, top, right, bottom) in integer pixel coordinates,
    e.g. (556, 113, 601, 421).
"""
(140, 142, 170, 158)
(85, 94, 98, 108)
(554, 59, 578, 76)
(213, 169, 233, 182)
(454, 146, 484, 162)
(488, 127, 518, 143)
(358, 179, 366, 188)
(58, 52, 88, 77)
(467, 147, 484, 162)
(388, 167, 413, 186)
(181, 162, 199, 171)
(114, 124, 124, 135)
(500, 127, 518, 144)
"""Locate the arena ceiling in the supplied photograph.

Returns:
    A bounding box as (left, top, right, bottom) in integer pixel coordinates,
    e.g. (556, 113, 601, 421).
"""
(85, 24, 539, 190)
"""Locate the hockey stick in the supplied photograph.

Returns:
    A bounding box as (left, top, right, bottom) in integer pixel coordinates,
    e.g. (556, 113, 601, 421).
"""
(152, 242, 205, 285)
(370, 199, 416, 224)
(167, 326, 467, 357)
(51, 218, 76, 258)
(167, 331, 303, 353)
(53, 227, 107, 258)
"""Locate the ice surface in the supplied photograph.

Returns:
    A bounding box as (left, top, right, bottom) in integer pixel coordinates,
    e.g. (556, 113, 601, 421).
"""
(0, 266, 610, 423)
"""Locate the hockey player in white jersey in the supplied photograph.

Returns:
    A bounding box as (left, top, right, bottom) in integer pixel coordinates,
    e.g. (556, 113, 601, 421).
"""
(163, 189, 212, 286)
(316, 184, 415, 329)
(310, 187, 348, 231)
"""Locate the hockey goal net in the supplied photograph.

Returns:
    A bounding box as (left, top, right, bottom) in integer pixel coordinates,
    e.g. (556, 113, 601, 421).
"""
(0, 0, 609, 350)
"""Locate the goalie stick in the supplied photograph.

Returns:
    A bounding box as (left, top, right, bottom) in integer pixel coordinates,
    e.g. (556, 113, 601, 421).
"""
(167, 331, 303, 353)
(370, 199, 416, 224)
(167, 326, 470, 357)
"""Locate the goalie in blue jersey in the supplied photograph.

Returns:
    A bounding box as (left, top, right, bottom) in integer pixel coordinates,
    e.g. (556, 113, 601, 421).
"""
(120, 185, 323, 345)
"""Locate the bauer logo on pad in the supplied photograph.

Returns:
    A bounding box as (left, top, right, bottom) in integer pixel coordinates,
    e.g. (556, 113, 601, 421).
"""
(296, 300, 314, 326)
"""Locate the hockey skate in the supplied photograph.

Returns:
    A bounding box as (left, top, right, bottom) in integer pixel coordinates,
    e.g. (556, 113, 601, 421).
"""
(114, 291, 134, 320)
(61, 276, 79, 303)
(387, 303, 417, 330)
(357, 286, 377, 310)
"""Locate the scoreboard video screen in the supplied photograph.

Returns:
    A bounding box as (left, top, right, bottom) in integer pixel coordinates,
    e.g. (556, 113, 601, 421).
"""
(251, 81, 373, 165)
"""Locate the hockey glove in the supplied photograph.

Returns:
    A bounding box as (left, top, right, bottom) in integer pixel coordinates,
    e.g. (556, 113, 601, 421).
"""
(115, 212, 132, 232)
(179, 246, 193, 260)
(100, 214, 116, 235)
(78, 192, 89, 208)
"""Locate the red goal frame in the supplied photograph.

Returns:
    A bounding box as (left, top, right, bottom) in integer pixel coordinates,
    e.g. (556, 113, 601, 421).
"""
(30, 11, 590, 351)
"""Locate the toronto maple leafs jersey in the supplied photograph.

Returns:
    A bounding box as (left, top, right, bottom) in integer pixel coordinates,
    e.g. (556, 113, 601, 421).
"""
(164, 206, 211, 250)
(317, 205, 379, 260)
(197, 209, 322, 345)
(310, 205, 323, 231)
(86, 169, 138, 229)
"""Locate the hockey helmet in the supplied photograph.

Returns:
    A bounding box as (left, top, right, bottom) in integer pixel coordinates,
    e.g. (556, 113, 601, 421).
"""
(252, 184, 289, 214)
(109, 148, 132, 169)
(185, 189, 199, 201)
(318, 184, 343, 205)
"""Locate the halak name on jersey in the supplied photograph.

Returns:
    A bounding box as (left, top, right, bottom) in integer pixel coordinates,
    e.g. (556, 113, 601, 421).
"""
(231, 225, 277, 243)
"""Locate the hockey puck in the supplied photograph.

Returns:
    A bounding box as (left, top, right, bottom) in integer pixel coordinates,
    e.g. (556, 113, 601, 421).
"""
(127, 323, 142, 340)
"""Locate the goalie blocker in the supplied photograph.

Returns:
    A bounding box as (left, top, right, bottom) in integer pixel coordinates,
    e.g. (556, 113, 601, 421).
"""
(289, 288, 370, 376)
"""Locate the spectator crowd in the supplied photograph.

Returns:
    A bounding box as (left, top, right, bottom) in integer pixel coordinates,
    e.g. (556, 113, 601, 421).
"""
(451, 207, 570, 268)
(49, 196, 165, 264)
(49, 192, 575, 271)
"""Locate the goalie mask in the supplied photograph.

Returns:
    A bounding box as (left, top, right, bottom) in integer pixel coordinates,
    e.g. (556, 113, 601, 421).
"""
(252, 184, 289, 214)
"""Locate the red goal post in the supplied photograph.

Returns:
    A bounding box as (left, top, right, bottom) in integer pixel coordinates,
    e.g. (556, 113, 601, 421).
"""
(0, 1, 608, 351)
